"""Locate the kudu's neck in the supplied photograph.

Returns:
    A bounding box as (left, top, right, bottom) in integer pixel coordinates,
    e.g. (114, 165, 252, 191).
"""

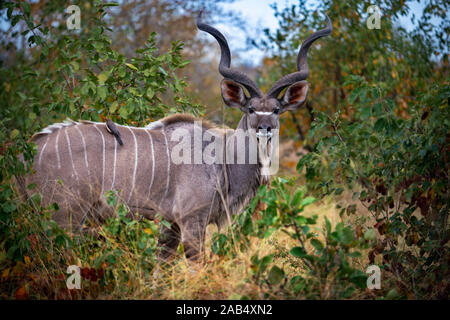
(236, 113, 249, 131)
(222, 114, 262, 215)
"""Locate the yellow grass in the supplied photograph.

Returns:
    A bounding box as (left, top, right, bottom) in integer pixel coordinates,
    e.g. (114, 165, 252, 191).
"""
(99, 196, 370, 300)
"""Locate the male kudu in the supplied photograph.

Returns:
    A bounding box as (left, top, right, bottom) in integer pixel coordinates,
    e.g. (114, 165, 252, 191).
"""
(22, 13, 331, 262)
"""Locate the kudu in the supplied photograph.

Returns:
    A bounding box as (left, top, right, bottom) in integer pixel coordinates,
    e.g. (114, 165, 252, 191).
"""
(22, 13, 331, 262)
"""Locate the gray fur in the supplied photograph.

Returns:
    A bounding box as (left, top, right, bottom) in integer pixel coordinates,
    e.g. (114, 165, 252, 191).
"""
(25, 115, 262, 261)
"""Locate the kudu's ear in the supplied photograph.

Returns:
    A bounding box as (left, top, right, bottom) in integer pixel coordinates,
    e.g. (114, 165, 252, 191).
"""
(221, 79, 248, 109)
(280, 81, 309, 113)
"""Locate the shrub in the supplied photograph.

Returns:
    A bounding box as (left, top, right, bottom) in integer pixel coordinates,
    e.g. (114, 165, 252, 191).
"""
(0, 0, 200, 299)
(298, 77, 449, 299)
(212, 177, 371, 299)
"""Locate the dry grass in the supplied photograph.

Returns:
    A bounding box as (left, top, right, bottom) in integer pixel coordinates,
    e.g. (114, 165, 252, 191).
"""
(4, 140, 377, 299)
(109, 197, 370, 300)
(1, 189, 380, 300)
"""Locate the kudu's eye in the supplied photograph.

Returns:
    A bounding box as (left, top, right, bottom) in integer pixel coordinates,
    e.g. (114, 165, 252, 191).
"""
(248, 108, 255, 114)
(273, 108, 280, 114)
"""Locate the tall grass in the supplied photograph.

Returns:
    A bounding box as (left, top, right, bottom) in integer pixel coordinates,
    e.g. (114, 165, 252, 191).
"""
(0, 184, 376, 300)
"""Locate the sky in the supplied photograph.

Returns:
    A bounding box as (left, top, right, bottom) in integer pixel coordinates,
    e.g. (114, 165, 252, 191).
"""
(214, 0, 435, 66)
(1, 0, 442, 64)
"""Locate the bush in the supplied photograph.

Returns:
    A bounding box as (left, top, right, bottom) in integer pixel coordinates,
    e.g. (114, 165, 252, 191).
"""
(298, 77, 450, 299)
(212, 177, 371, 299)
(0, 0, 200, 299)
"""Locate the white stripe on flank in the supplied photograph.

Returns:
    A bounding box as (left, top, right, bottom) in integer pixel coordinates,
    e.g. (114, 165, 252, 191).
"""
(111, 138, 117, 190)
(93, 125, 105, 197)
(55, 130, 61, 169)
(255, 111, 273, 115)
(145, 130, 155, 198)
(64, 129, 79, 181)
(38, 136, 49, 167)
(160, 128, 170, 206)
(127, 127, 138, 202)
(74, 125, 90, 176)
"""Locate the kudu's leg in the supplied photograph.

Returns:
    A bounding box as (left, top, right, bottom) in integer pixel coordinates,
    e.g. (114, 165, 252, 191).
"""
(180, 216, 207, 263)
(153, 223, 181, 282)
(156, 223, 181, 262)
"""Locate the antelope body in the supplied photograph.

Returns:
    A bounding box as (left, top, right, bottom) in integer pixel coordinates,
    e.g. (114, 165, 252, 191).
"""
(23, 13, 331, 261)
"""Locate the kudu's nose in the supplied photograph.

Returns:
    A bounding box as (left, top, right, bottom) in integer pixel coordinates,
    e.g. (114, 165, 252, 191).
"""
(258, 125, 271, 132)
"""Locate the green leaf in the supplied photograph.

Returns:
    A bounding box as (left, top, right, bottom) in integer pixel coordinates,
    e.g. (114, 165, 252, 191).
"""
(125, 63, 138, 71)
(324, 216, 332, 234)
(71, 61, 79, 72)
(102, 2, 119, 6)
(259, 254, 274, 272)
(158, 66, 168, 76)
(146, 87, 155, 99)
(11, 15, 21, 27)
(97, 71, 109, 85)
(349, 251, 362, 258)
(268, 266, 284, 285)
(364, 229, 376, 241)
(310, 239, 324, 251)
(385, 288, 401, 300)
(97, 86, 107, 100)
(2, 201, 16, 213)
(161, 220, 171, 229)
(10, 129, 19, 140)
(290, 247, 307, 258)
(342, 227, 354, 244)
(22, 2, 31, 17)
(109, 101, 118, 113)
(349, 86, 363, 104)
(300, 196, 316, 207)
(291, 189, 304, 207)
(295, 216, 307, 226)
(119, 105, 129, 118)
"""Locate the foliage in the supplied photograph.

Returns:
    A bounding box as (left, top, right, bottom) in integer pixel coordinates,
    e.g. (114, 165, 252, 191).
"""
(212, 177, 371, 299)
(0, 0, 448, 300)
(258, 0, 448, 144)
(0, 0, 200, 299)
(252, 0, 449, 300)
(298, 79, 449, 299)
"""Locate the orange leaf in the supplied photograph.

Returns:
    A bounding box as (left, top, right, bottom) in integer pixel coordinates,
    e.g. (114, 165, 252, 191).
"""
(286, 161, 296, 168)
(15, 286, 28, 300)
(1, 268, 9, 279)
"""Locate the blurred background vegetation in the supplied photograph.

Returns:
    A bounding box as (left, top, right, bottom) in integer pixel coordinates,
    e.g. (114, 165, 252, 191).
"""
(0, 0, 448, 299)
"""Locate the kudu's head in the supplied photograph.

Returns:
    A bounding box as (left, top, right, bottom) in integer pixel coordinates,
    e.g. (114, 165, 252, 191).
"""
(196, 12, 332, 137)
